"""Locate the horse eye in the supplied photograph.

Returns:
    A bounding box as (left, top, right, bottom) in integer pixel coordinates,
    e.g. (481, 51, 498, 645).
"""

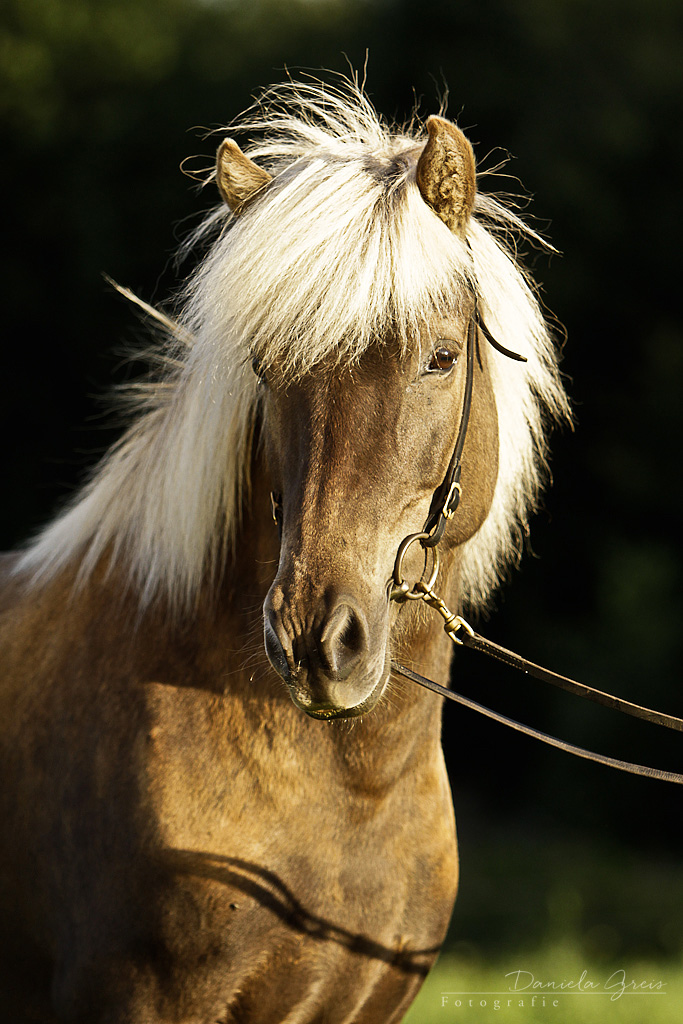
(427, 346, 458, 373)
(251, 355, 266, 384)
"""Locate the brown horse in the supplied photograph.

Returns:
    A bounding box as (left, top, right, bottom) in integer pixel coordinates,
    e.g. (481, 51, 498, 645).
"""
(0, 80, 568, 1023)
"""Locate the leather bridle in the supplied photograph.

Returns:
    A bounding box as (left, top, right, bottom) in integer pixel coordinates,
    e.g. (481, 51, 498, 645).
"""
(390, 296, 517, 596)
(268, 299, 681, 783)
(420, 299, 527, 549)
(389, 300, 683, 786)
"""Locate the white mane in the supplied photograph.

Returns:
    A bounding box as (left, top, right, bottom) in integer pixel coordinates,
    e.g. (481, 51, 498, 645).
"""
(17, 79, 570, 612)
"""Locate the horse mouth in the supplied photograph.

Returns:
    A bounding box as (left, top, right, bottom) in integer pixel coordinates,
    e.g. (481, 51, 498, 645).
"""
(286, 662, 390, 720)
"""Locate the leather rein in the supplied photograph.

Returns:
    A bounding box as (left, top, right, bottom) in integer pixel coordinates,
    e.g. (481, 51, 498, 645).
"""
(389, 300, 683, 786)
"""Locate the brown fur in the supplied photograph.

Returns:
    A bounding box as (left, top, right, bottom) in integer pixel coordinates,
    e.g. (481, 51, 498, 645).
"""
(0, 138, 499, 1023)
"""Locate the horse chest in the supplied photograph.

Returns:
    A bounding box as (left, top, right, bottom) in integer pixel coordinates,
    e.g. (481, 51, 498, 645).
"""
(135, 683, 456, 1022)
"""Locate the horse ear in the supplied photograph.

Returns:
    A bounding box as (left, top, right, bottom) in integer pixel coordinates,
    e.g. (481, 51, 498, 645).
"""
(216, 138, 272, 213)
(415, 116, 476, 236)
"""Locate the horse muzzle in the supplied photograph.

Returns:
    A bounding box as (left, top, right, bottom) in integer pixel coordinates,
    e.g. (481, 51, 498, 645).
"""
(263, 589, 390, 719)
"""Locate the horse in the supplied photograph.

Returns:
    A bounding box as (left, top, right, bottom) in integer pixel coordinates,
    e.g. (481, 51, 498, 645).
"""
(0, 79, 569, 1023)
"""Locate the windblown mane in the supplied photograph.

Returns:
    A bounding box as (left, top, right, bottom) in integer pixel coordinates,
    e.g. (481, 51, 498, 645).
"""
(17, 79, 570, 612)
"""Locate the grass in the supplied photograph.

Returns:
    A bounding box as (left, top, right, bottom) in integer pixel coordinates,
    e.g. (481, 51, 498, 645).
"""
(403, 944, 683, 1023)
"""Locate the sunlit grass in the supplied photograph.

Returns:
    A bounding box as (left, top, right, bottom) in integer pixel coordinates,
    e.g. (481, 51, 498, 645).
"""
(404, 945, 683, 1023)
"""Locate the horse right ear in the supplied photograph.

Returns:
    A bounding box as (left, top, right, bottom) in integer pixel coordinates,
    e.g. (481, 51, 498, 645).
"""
(216, 139, 272, 213)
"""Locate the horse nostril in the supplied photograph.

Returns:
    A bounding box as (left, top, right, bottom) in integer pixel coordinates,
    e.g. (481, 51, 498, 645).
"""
(318, 602, 368, 681)
(264, 616, 291, 683)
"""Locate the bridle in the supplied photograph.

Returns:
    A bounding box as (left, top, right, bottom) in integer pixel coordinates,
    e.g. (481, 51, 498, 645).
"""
(389, 299, 683, 786)
(408, 299, 527, 553)
(268, 298, 681, 784)
(390, 295, 523, 599)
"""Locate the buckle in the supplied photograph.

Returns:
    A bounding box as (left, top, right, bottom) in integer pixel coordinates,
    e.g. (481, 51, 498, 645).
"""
(442, 480, 462, 520)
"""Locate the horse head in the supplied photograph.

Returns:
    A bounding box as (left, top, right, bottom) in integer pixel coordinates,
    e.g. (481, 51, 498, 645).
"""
(16, 88, 564, 724)
(217, 118, 499, 719)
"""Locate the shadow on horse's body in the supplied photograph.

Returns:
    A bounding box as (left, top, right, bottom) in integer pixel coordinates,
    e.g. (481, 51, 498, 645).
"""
(0, 476, 456, 1023)
(0, 79, 567, 1023)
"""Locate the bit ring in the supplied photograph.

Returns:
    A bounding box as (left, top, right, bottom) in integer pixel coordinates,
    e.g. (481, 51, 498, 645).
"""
(390, 532, 440, 602)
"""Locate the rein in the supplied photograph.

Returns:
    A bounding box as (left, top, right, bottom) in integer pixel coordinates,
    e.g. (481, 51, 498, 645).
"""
(390, 302, 683, 786)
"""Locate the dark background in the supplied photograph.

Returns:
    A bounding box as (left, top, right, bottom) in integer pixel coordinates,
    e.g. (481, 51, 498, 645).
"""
(2, 0, 681, 960)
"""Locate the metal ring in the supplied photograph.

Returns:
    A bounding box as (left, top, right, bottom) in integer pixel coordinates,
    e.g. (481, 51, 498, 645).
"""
(390, 531, 440, 602)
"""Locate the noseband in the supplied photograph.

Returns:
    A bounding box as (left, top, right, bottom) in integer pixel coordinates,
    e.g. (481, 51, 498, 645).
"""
(389, 299, 683, 786)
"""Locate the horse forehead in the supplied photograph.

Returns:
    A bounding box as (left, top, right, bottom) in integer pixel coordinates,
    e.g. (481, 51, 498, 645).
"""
(286, 347, 409, 426)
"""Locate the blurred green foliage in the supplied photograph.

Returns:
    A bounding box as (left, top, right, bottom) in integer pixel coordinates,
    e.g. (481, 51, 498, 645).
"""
(1, 0, 682, 861)
(449, 821, 683, 960)
(405, 948, 683, 1023)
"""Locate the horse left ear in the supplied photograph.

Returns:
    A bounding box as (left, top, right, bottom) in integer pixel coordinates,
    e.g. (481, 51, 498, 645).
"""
(216, 138, 272, 213)
(416, 116, 476, 236)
